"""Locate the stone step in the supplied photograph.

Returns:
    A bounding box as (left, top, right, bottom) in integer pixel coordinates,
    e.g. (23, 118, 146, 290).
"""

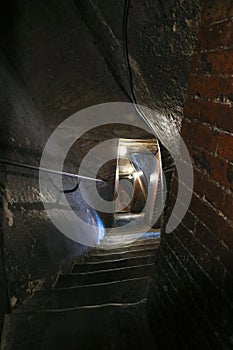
(55, 263, 154, 288)
(93, 240, 160, 254)
(99, 236, 160, 250)
(72, 255, 155, 273)
(84, 248, 156, 262)
(1, 302, 156, 350)
(22, 277, 151, 311)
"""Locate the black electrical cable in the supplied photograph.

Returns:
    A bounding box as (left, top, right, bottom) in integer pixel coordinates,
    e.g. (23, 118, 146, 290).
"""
(123, 0, 165, 223)
(122, 0, 159, 136)
(123, 0, 137, 105)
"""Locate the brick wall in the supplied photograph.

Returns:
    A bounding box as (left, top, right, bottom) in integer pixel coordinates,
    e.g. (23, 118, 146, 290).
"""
(148, 1, 233, 349)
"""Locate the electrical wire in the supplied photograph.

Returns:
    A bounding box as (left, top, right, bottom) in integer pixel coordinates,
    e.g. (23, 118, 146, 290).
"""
(122, 0, 158, 135)
(122, 0, 164, 166)
(122, 0, 165, 227)
(0, 158, 105, 196)
(0, 158, 104, 182)
(123, 0, 137, 105)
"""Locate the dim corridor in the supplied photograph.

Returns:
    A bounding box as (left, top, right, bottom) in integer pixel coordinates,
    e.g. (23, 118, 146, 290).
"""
(1, 0, 233, 348)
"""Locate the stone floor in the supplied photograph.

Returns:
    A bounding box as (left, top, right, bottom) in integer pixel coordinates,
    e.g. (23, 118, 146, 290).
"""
(1, 237, 159, 349)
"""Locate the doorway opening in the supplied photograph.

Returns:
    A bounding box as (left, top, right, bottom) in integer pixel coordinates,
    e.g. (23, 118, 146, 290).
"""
(104, 138, 162, 244)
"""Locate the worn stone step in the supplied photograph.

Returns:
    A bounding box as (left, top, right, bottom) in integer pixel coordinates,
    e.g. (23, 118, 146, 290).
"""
(22, 277, 151, 311)
(94, 241, 160, 255)
(100, 234, 160, 247)
(1, 302, 156, 350)
(72, 255, 155, 273)
(99, 237, 160, 250)
(55, 263, 154, 288)
(84, 248, 156, 262)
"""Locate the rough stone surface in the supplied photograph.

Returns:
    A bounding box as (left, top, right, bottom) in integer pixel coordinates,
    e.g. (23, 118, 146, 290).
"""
(76, 0, 200, 118)
(0, 0, 128, 311)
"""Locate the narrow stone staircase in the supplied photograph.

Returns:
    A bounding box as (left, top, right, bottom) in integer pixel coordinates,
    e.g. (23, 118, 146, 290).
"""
(1, 237, 159, 350)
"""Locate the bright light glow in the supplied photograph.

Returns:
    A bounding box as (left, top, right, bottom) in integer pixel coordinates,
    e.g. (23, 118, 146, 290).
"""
(133, 170, 143, 179)
(120, 165, 134, 174)
(119, 145, 127, 157)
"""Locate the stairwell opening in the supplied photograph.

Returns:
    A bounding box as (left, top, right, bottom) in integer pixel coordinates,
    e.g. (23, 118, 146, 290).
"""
(98, 137, 162, 247)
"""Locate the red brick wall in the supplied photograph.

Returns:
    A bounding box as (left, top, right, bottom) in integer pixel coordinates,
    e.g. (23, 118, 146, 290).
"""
(148, 2, 233, 348)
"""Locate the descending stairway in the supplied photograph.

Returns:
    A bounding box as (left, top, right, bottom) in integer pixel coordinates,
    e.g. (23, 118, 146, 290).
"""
(1, 237, 159, 350)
